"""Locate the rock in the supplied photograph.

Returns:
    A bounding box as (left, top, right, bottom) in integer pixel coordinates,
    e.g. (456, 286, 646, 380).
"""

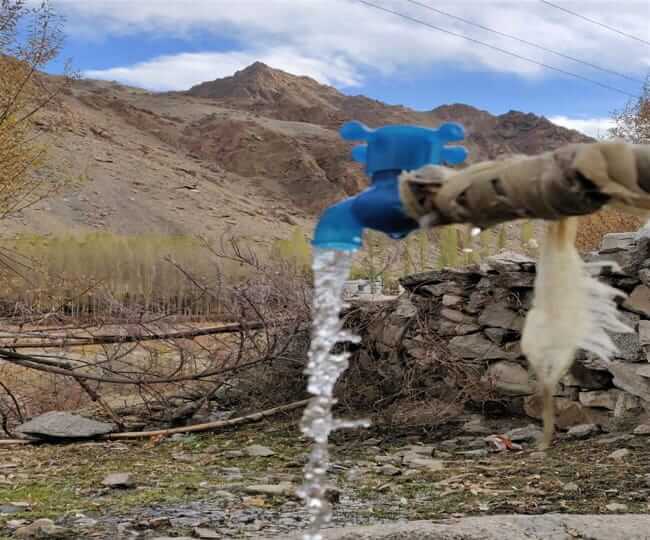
(102, 473, 135, 489)
(608, 449, 630, 461)
(393, 296, 418, 319)
(379, 464, 401, 476)
(442, 294, 463, 307)
(223, 450, 245, 458)
(0, 504, 24, 514)
(402, 454, 444, 471)
(638, 320, 650, 345)
(485, 251, 535, 272)
(478, 302, 523, 331)
(438, 320, 481, 336)
(279, 514, 650, 539)
(633, 424, 650, 435)
(16, 412, 114, 440)
(484, 327, 508, 344)
(245, 482, 296, 497)
(461, 419, 491, 435)
(600, 232, 637, 253)
(459, 449, 489, 458)
(243, 444, 275, 457)
(498, 271, 536, 288)
(152, 537, 193, 540)
(605, 503, 628, 512)
(566, 424, 599, 440)
(14, 519, 66, 539)
(636, 365, 650, 378)
(6, 520, 28, 529)
(194, 527, 221, 539)
(563, 482, 579, 492)
(640, 268, 650, 288)
(596, 434, 634, 445)
(505, 425, 543, 443)
(562, 364, 612, 390)
(486, 361, 533, 395)
(448, 334, 512, 360)
(420, 283, 465, 297)
(608, 361, 650, 401)
(525, 397, 608, 429)
(579, 390, 622, 410)
(398, 444, 435, 457)
(440, 308, 475, 324)
(623, 285, 650, 317)
(614, 392, 641, 417)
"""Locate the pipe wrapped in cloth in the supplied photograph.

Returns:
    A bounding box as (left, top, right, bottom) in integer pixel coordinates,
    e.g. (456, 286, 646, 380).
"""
(398, 141, 650, 229)
(399, 141, 650, 449)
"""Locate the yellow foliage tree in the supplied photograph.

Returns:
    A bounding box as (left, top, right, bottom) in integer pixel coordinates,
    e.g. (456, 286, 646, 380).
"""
(0, 0, 71, 218)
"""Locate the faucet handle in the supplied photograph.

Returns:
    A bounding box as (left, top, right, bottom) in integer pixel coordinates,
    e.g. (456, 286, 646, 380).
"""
(340, 120, 468, 175)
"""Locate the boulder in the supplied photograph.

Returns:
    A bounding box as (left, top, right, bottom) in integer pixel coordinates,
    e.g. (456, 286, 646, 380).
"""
(16, 412, 114, 440)
(478, 301, 523, 331)
(485, 361, 533, 395)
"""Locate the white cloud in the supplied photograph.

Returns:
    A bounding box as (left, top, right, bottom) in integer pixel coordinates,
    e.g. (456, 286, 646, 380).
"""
(54, 0, 650, 91)
(84, 49, 361, 91)
(548, 115, 616, 138)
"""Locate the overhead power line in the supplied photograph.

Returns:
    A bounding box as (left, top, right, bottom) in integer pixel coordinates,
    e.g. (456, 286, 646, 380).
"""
(404, 0, 644, 84)
(540, 0, 650, 47)
(354, 0, 638, 98)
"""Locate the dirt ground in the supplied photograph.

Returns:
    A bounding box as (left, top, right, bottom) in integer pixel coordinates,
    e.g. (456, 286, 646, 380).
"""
(1, 415, 649, 539)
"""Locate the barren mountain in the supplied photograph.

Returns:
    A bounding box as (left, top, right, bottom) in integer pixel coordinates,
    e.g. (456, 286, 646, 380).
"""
(8, 62, 609, 245)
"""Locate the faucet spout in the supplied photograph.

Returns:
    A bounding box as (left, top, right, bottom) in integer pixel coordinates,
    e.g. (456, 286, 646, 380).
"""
(312, 120, 468, 252)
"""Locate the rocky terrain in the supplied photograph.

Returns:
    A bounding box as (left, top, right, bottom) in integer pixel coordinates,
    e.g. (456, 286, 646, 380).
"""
(363, 232, 650, 432)
(7, 62, 610, 245)
(2, 415, 650, 539)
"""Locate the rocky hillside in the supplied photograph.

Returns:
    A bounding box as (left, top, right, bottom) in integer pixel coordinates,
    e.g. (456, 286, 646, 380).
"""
(8, 62, 603, 244)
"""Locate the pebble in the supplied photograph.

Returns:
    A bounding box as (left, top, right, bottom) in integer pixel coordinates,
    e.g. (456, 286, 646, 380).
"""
(633, 424, 650, 435)
(563, 482, 579, 493)
(243, 445, 275, 457)
(606, 503, 629, 512)
(566, 424, 599, 440)
(506, 425, 543, 443)
(244, 482, 296, 497)
(102, 473, 135, 489)
(379, 464, 401, 476)
(402, 455, 445, 471)
(14, 519, 65, 539)
(459, 449, 489, 458)
(193, 527, 220, 539)
(608, 449, 631, 461)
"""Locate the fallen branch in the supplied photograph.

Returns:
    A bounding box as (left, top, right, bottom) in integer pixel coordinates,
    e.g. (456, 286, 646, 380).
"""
(105, 398, 310, 439)
(0, 438, 32, 445)
(2, 320, 293, 349)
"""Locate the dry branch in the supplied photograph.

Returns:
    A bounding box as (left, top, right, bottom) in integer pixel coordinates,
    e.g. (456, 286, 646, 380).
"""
(105, 398, 310, 439)
(2, 320, 296, 349)
(0, 399, 311, 445)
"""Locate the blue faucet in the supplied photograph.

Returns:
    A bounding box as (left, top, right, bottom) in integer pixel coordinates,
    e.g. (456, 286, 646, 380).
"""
(312, 120, 468, 251)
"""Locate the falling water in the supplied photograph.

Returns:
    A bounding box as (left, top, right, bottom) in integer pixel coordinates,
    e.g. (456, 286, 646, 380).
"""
(297, 248, 370, 540)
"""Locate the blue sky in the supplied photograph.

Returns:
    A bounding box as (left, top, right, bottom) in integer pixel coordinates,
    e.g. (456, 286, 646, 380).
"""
(46, 0, 650, 137)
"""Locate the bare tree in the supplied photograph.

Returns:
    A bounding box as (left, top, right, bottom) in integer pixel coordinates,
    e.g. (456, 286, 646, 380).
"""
(610, 74, 650, 144)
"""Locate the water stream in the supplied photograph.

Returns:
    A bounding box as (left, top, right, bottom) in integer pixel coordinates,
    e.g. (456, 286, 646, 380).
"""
(297, 248, 370, 540)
